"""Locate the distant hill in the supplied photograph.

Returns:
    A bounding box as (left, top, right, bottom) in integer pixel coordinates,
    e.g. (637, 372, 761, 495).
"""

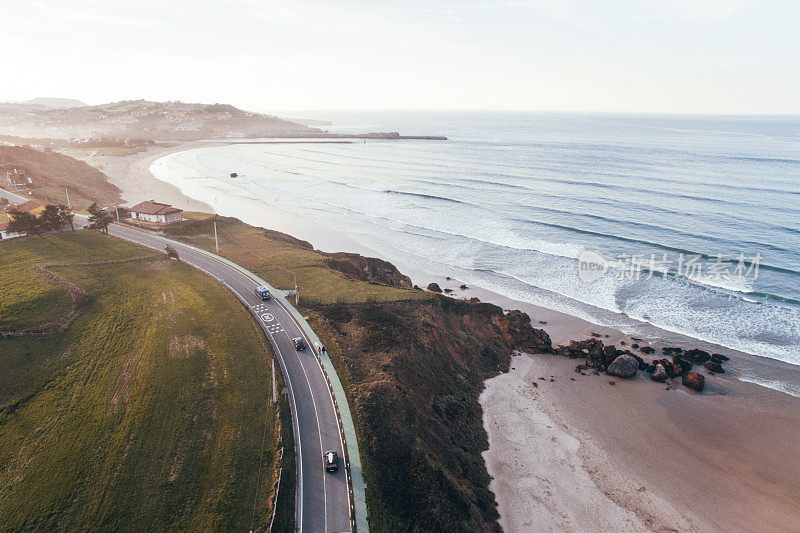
(22, 97, 87, 109)
(0, 99, 318, 140)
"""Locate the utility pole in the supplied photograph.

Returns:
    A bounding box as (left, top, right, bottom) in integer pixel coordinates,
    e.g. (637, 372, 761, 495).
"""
(115, 205, 120, 222)
(213, 220, 219, 253)
(294, 274, 299, 306)
(65, 187, 71, 208)
(272, 358, 277, 404)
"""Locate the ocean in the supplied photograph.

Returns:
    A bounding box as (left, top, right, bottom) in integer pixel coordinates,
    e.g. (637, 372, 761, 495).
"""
(150, 111, 800, 377)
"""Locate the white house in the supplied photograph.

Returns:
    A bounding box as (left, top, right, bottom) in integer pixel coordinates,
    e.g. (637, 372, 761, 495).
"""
(129, 200, 183, 224)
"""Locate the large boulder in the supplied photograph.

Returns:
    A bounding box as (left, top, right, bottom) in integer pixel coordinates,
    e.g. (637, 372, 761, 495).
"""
(427, 283, 442, 293)
(651, 363, 669, 382)
(607, 354, 639, 378)
(704, 361, 724, 373)
(684, 348, 711, 364)
(682, 371, 705, 391)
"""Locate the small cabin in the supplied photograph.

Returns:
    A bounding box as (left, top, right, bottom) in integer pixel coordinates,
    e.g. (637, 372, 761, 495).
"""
(129, 200, 183, 224)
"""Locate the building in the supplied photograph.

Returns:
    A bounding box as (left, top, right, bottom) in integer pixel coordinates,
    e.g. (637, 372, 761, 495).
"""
(6, 170, 32, 189)
(12, 200, 46, 216)
(129, 200, 183, 224)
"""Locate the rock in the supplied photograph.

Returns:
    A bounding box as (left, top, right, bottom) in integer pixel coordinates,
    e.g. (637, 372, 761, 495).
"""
(607, 354, 639, 378)
(443, 288, 453, 293)
(460, 284, 468, 290)
(662, 346, 683, 355)
(631, 337, 642, 341)
(651, 363, 669, 382)
(602, 345, 620, 367)
(672, 355, 693, 374)
(704, 361, 724, 373)
(684, 348, 711, 364)
(427, 283, 442, 293)
(538, 320, 547, 325)
(591, 332, 602, 337)
(712, 353, 730, 361)
(469, 297, 481, 304)
(682, 371, 705, 391)
(619, 340, 626, 345)
(631, 343, 640, 349)
(640, 346, 655, 354)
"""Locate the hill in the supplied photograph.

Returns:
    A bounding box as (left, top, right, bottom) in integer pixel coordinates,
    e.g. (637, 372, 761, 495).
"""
(0, 145, 122, 209)
(0, 231, 282, 530)
(0, 99, 318, 140)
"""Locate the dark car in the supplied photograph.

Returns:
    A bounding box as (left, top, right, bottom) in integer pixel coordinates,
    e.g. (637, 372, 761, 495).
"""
(324, 450, 338, 472)
(293, 337, 306, 351)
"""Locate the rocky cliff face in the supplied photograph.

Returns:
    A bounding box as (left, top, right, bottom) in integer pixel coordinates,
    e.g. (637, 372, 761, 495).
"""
(313, 296, 551, 532)
(322, 251, 413, 288)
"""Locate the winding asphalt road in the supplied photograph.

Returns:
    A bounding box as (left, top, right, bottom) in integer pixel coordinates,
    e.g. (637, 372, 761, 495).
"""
(108, 224, 352, 533)
(1, 186, 352, 532)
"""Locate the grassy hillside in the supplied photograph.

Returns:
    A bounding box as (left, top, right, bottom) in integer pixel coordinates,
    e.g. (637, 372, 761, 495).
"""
(164, 213, 429, 305)
(0, 145, 122, 210)
(0, 231, 280, 531)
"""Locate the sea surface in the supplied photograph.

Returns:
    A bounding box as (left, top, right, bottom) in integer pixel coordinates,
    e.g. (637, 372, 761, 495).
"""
(151, 111, 800, 375)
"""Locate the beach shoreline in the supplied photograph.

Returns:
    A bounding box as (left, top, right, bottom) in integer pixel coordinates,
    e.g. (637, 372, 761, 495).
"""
(481, 352, 800, 532)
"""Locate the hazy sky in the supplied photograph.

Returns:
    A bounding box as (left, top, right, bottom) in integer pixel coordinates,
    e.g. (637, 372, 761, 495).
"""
(2, 0, 799, 113)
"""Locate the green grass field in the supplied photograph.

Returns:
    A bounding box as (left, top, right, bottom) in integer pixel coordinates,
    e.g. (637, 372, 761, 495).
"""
(0, 231, 280, 531)
(165, 213, 432, 305)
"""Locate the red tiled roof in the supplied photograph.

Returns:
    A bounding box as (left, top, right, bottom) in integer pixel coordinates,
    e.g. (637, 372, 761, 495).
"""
(15, 200, 45, 212)
(129, 200, 182, 216)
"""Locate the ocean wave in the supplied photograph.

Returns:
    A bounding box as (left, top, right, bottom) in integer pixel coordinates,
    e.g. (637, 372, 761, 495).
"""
(383, 189, 472, 205)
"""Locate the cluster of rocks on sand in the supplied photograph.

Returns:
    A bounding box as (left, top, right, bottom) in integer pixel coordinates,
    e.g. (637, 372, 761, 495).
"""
(556, 337, 730, 392)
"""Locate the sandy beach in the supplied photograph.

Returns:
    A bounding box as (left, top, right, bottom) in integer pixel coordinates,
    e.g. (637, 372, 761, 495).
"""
(69, 142, 219, 212)
(481, 353, 800, 532)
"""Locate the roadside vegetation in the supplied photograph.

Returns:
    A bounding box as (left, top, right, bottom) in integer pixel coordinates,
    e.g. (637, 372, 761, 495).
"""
(0, 231, 280, 531)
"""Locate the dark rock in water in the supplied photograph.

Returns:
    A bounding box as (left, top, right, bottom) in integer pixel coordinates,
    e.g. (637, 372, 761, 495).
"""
(712, 353, 730, 361)
(644, 363, 656, 373)
(651, 363, 669, 382)
(684, 348, 711, 364)
(427, 283, 442, 293)
(640, 346, 655, 354)
(443, 288, 453, 293)
(672, 355, 693, 374)
(460, 284, 468, 290)
(631, 343, 640, 349)
(470, 297, 481, 303)
(607, 354, 639, 378)
(660, 358, 684, 379)
(591, 332, 602, 338)
(539, 320, 547, 325)
(532, 381, 538, 388)
(662, 346, 683, 355)
(605, 334, 610, 338)
(631, 337, 642, 341)
(704, 361, 725, 373)
(683, 371, 705, 391)
(446, 276, 452, 280)
(619, 340, 626, 345)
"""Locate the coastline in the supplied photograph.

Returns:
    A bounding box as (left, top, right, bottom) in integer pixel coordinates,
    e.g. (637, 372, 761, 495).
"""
(78, 141, 800, 530)
(88, 140, 800, 398)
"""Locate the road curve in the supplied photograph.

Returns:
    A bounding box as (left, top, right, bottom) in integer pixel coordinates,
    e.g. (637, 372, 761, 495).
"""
(107, 223, 352, 533)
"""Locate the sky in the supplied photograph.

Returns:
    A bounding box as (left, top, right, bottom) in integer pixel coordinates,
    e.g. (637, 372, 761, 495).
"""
(2, 0, 799, 114)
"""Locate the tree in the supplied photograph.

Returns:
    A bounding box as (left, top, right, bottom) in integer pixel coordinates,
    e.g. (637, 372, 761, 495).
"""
(87, 203, 113, 233)
(6, 208, 41, 236)
(39, 204, 64, 232)
(165, 245, 180, 260)
(58, 204, 75, 231)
